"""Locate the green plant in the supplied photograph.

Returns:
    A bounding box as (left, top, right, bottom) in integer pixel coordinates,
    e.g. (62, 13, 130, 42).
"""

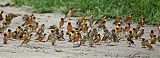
(11, 0, 160, 24)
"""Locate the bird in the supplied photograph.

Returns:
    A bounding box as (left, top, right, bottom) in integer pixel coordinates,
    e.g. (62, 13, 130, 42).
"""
(146, 40, 153, 50)
(115, 23, 122, 37)
(141, 38, 146, 48)
(65, 7, 76, 19)
(0, 2, 11, 7)
(149, 30, 154, 39)
(135, 29, 144, 39)
(20, 34, 33, 46)
(58, 30, 65, 41)
(38, 33, 47, 42)
(32, 22, 39, 32)
(94, 34, 101, 45)
(12, 31, 18, 39)
(22, 14, 28, 20)
(22, 15, 30, 26)
(102, 29, 111, 43)
(55, 29, 63, 41)
(126, 31, 136, 47)
(5, 15, 12, 25)
(88, 30, 95, 47)
(20, 32, 29, 40)
(75, 27, 80, 33)
(36, 24, 45, 36)
(2, 21, 8, 29)
(76, 20, 82, 27)
(28, 14, 34, 24)
(0, 11, 4, 21)
(124, 13, 132, 24)
(73, 32, 81, 43)
(48, 24, 58, 29)
(111, 29, 119, 42)
(132, 28, 138, 39)
(59, 18, 64, 28)
(78, 31, 88, 47)
(26, 24, 33, 34)
(50, 34, 58, 46)
(158, 35, 160, 42)
(7, 29, 12, 38)
(137, 17, 145, 27)
(82, 23, 88, 32)
(97, 19, 106, 31)
(150, 35, 157, 44)
(67, 22, 73, 32)
(3, 33, 8, 44)
(7, 13, 17, 19)
(124, 23, 131, 33)
(47, 30, 58, 45)
(87, 29, 98, 47)
(135, 26, 141, 32)
(113, 16, 121, 25)
(46, 30, 54, 42)
(68, 31, 76, 42)
(5, 13, 17, 25)
(16, 26, 24, 39)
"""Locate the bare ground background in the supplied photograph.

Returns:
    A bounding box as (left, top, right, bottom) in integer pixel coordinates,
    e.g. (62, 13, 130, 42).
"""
(0, 0, 160, 58)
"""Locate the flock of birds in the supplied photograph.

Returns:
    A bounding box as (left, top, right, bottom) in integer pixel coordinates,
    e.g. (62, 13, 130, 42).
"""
(0, 8, 160, 51)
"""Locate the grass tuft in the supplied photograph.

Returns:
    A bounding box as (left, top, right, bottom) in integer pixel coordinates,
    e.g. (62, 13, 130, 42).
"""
(11, 0, 160, 24)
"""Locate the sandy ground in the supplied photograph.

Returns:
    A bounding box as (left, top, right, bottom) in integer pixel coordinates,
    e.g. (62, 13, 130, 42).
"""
(0, 0, 160, 58)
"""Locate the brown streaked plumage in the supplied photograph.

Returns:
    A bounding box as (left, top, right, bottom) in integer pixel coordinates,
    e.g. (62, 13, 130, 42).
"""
(111, 29, 119, 42)
(146, 40, 153, 50)
(65, 7, 76, 19)
(132, 28, 138, 39)
(102, 29, 111, 43)
(78, 31, 88, 47)
(67, 22, 73, 32)
(141, 38, 146, 48)
(150, 35, 157, 44)
(36, 24, 45, 36)
(68, 31, 76, 42)
(59, 18, 64, 28)
(12, 31, 18, 39)
(126, 31, 136, 47)
(0, 11, 4, 21)
(124, 23, 131, 32)
(3, 33, 8, 44)
(21, 32, 29, 40)
(32, 22, 39, 32)
(21, 34, 32, 46)
(2, 21, 8, 29)
(73, 32, 81, 43)
(5, 15, 12, 25)
(7, 29, 12, 38)
(7, 13, 17, 19)
(135, 29, 144, 39)
(115, 24, 122, 37)
(124, 13, 132, 24)
(38, 33, 46, 42)
(22, 15, 30, 26)
(138, 17, 145, 27)
(113, 16, 121, 25)
(94, 34, 101, 45)
(149, 30, 154, 39)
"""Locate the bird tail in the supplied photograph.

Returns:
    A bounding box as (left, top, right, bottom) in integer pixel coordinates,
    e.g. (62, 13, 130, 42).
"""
(133, 43, 136, 46)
